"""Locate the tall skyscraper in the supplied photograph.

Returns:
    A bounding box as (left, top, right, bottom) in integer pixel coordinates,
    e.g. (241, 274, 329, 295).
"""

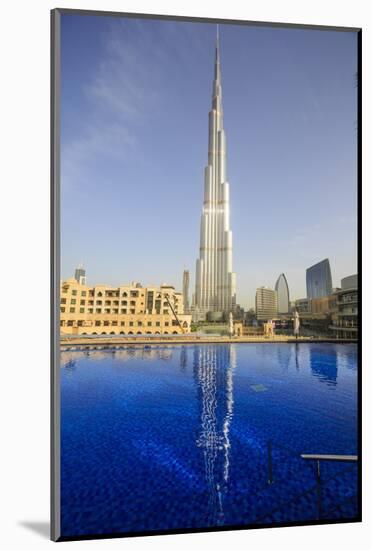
(194, 30, 236, 319)
(275, 273, 290, 314)
(74, 264, 86, 285)
(182, 269, 190, 313)
(306, 259, 333, 299)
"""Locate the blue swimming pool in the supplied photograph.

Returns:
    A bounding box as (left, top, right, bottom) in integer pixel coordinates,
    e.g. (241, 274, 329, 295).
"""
(60, 343, 358, 537)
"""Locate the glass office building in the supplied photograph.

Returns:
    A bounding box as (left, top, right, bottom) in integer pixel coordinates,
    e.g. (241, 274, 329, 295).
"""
(306, 259, 333, 299)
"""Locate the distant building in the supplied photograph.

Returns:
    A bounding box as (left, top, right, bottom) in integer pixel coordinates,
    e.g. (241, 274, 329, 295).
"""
(233, 304, 245, 321)
(275, 273, 290, 314)
(74, 264, 86, 285)
(295, 295, 337, 316)
(330, 274, 358, 340)
(182, 270, 190, 313)
(295, 295, 336, 334)
(206, 311, 224, 322)
(306, 259, 333, 298)
(60, 280, 191, 336)
(311, 295, 337, 315)
(295, 298, 311, 314)
(341, 274, 357, 290)
(255, 287, 278, 321)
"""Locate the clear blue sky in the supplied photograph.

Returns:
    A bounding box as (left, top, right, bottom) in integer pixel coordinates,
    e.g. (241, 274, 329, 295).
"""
(60, 14, 358, 309)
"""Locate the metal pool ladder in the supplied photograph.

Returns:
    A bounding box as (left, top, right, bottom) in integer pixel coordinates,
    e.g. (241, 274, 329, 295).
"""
(263, 442, 358, 521)
(300, 454, 358, 520)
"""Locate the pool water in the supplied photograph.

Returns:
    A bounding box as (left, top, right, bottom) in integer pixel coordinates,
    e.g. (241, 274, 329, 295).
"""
(60, 343, 358, 537)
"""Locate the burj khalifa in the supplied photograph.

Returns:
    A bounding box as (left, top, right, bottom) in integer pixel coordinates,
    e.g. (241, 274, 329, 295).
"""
(194, 29, 236, 320)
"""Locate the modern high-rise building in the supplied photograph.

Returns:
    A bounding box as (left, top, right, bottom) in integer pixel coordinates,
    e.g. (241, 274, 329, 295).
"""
(275, 273, 290, 314)
(74, 264, 86, 285)
(194, 30, 236, 320)
(306, 259, 333, 298)
(255, 287, 278, 321)
(182, 270, 190, 313)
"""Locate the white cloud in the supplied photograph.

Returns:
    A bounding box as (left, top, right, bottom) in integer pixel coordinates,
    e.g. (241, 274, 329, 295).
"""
(61, 19, 168, 192)
(61, 18, 205, 195)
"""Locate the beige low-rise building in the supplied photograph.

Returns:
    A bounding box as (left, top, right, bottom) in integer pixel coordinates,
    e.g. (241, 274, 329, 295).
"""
(60, 279, 192, 336)
(329, 275, 358, 340)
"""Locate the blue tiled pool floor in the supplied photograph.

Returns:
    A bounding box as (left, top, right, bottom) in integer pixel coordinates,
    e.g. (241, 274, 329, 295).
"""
(60, 343, 358, 537)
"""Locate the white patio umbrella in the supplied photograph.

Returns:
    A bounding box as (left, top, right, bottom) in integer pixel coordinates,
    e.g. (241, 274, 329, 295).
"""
(228, 311, 234, 337)
(293, 309, 300, 338)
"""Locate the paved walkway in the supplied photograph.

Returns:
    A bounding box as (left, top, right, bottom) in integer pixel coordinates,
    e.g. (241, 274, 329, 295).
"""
(60, 335, 355, 347)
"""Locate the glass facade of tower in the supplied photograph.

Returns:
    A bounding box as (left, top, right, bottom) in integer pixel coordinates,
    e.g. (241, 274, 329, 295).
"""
(306, 259, 333, 299)
(275, 273, 290, 314)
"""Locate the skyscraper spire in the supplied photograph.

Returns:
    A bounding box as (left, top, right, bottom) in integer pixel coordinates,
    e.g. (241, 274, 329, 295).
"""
(214, 26, 221, 87)
(194, 31, 236, 319)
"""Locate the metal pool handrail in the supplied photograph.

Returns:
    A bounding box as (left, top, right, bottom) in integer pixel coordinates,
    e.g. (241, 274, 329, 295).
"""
(301, 454, 358, 462)
(256, 461, 357, 523)
(300, 453, 358, 519)
(265, 443, 358, 521)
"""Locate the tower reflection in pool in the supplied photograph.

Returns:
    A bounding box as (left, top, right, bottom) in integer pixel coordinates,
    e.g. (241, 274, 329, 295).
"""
(193, 345, 236, 525)
(60, 343, 358, 537)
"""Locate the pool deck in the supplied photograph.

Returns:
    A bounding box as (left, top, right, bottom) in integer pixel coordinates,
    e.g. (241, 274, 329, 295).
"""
(60, 335, 356, 348)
